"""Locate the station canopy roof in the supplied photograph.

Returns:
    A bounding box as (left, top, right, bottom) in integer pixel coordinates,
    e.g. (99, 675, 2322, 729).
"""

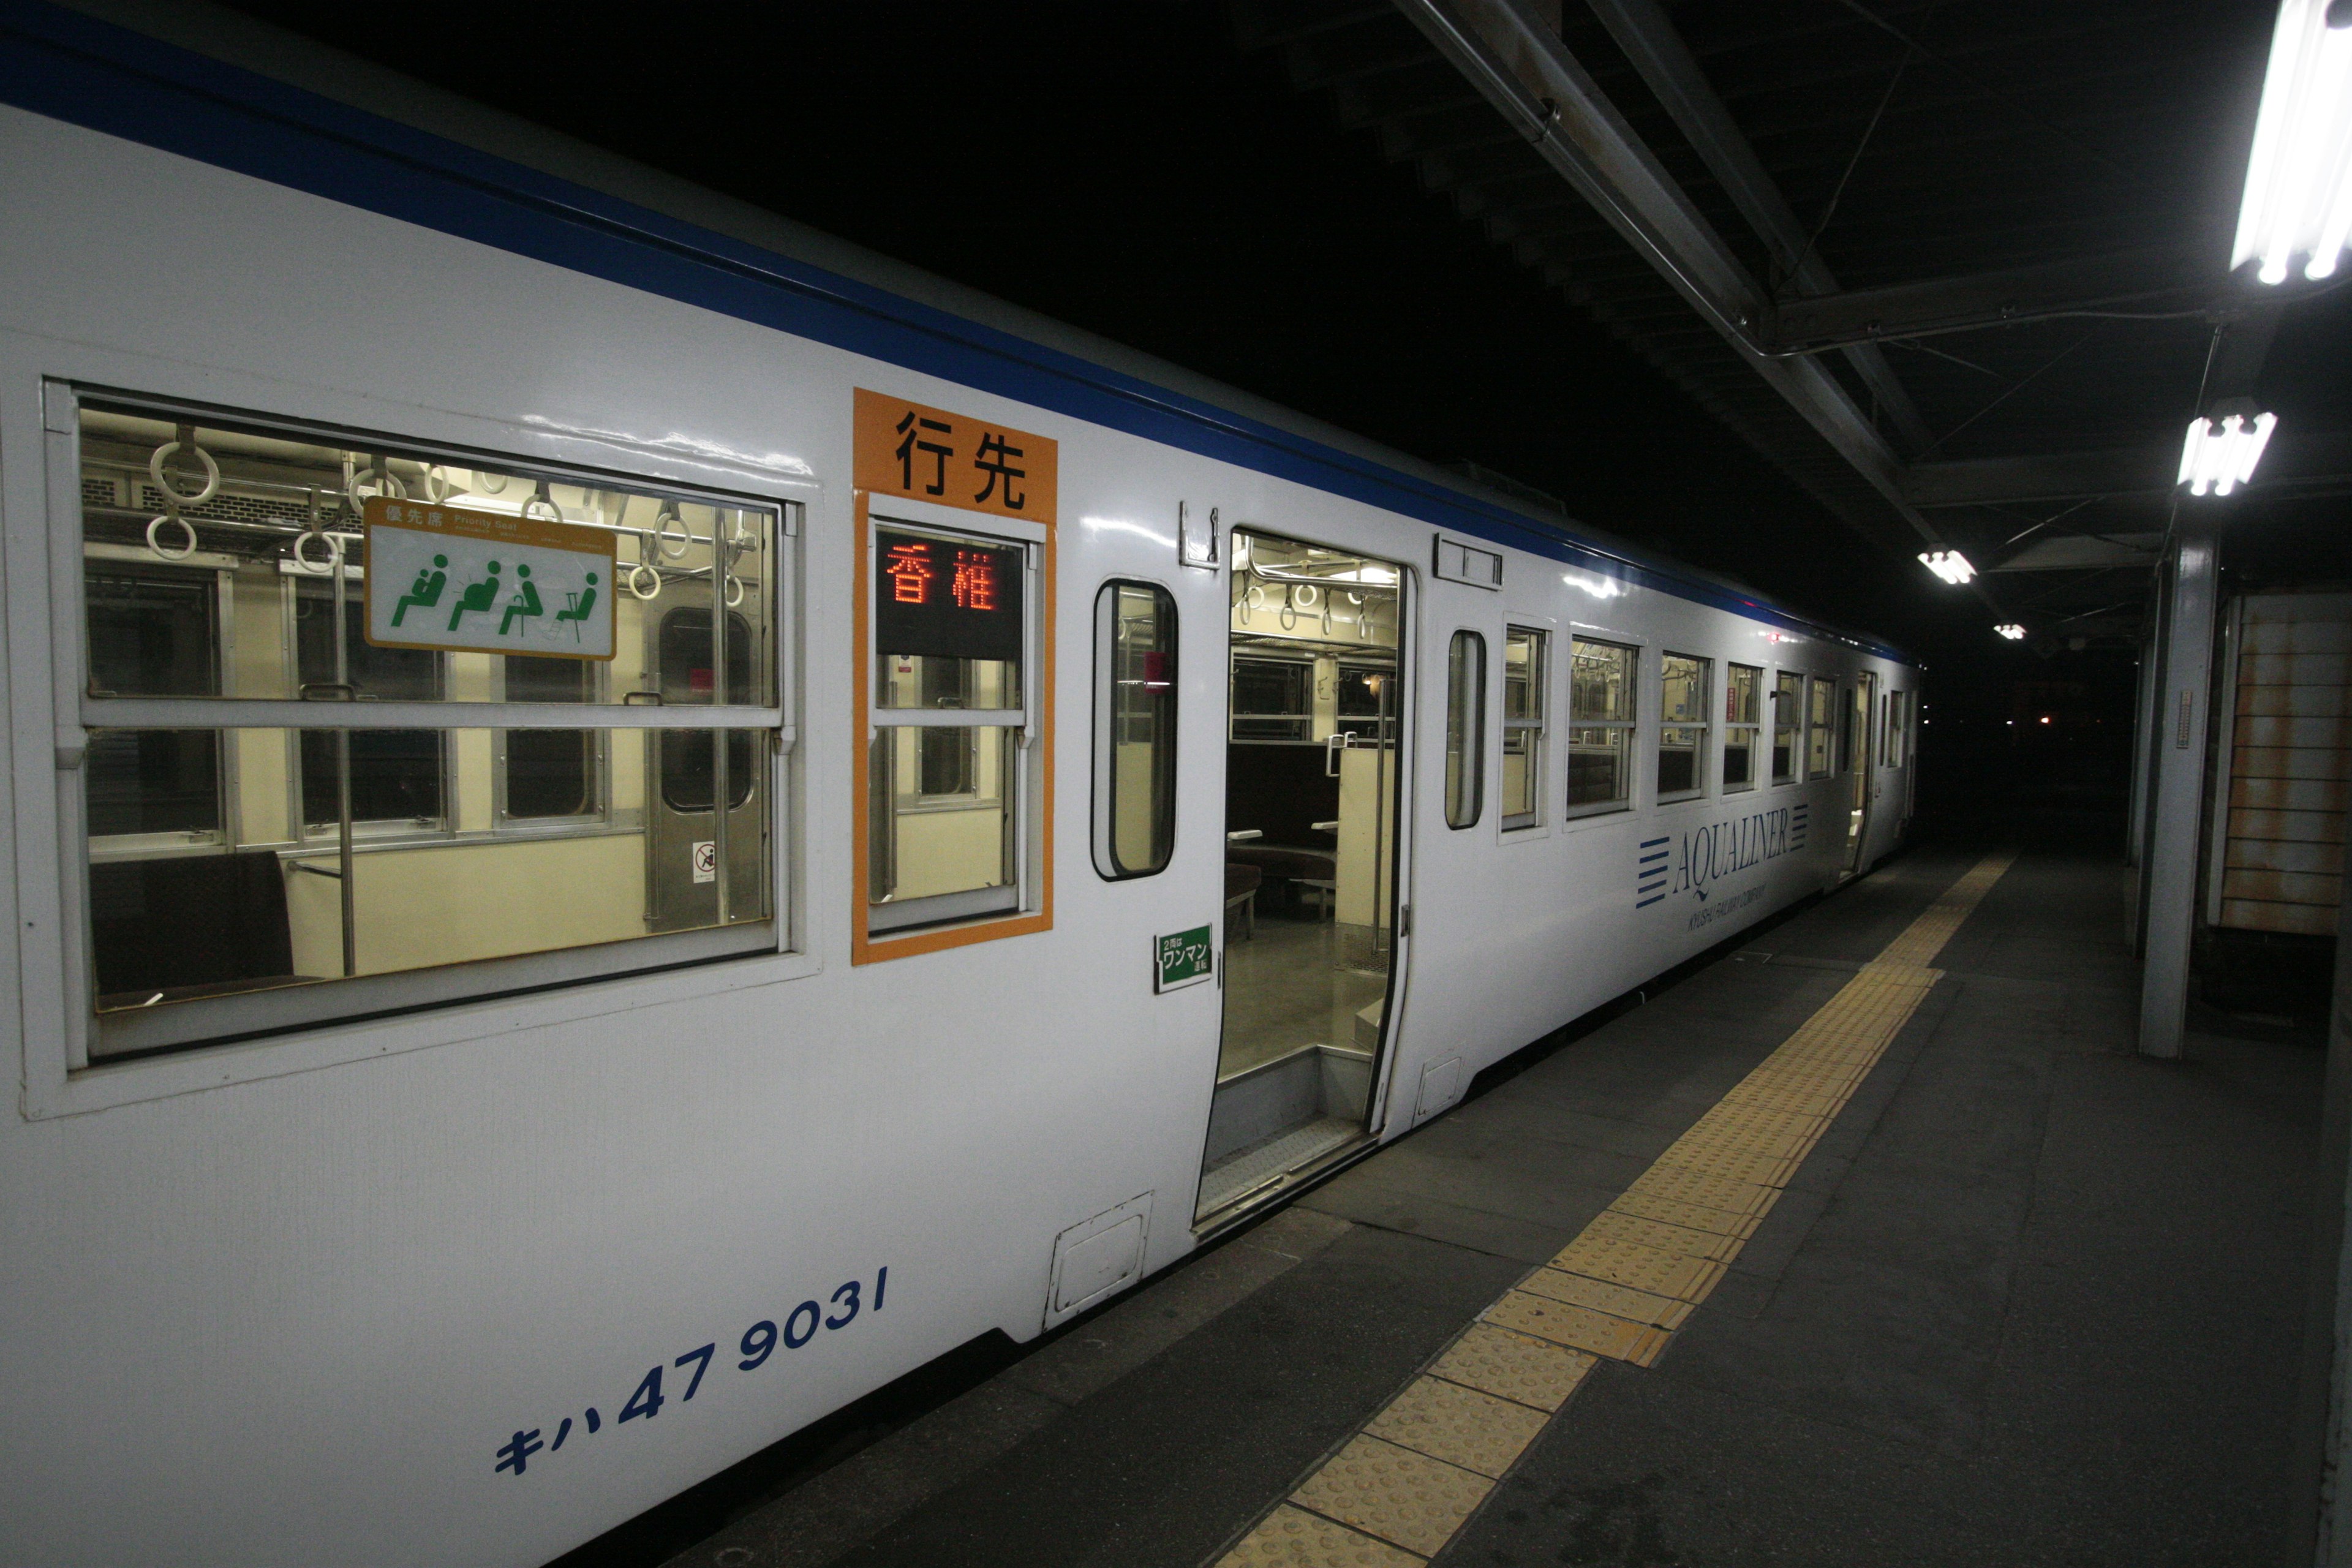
(1231, 0, 2352, 647)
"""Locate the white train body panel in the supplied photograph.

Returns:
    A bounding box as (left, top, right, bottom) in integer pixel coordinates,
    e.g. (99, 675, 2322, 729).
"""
(0, 23, 1917, 1566)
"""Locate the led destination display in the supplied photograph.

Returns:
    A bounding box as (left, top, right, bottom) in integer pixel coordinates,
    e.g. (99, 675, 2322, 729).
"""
(873, 529, 1023, 664)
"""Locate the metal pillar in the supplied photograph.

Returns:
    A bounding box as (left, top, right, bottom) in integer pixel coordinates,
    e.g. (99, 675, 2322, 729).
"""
(2135, 522, 2220, 1058)
(2292, 874, 2352, 1567)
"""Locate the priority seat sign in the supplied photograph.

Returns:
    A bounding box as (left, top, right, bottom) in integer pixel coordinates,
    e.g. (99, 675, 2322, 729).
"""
(363, 496, 619, 661)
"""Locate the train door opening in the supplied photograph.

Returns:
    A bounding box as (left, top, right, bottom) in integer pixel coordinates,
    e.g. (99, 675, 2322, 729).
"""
(1198, 528, 1407, 1224)
(1843, 672, 1875, 875)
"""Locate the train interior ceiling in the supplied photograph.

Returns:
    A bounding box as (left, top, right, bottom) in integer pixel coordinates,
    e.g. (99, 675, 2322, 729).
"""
(76, 403, 776, 1052)
(1202, 529, 1401, 1223)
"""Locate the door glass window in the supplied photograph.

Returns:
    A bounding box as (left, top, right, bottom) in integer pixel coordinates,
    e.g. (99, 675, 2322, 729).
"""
(1093, 581, 1177, 878)
(68, 396, 785, 1061)
(1773, 671, 1802, 783)
(1657, 653, 1708, 802)
(1445, 630, 1485, 829)
(1807, 677, 1836, 778)
(1724, 663, 1761, 793)
(1567, 638, 1635, 812)
(1501, 627, 1546, 829)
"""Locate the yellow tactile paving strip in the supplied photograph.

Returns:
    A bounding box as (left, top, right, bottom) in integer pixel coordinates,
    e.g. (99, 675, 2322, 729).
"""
(1211, 853, 2015, 1567)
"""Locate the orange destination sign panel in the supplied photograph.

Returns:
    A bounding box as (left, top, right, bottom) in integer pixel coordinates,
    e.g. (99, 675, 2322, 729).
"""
(853, 388, 1058, 524)
(362, 496, 618, 661)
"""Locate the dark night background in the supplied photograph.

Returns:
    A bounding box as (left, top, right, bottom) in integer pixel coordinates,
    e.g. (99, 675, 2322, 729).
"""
(211, 1, 2146, 833)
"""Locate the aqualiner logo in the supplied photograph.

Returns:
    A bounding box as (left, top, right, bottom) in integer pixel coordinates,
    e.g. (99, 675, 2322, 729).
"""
(1635, 804, 1799, 925)
(1674, 805, 1793, 902)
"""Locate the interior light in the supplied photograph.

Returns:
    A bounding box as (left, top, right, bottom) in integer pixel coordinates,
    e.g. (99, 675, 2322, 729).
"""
(2040, 715, 2052, 725)
(1995, 624, 2026, 640)
(2233, 0, 2352, 284)
(2179, 404, 2280, 495)
(1918, 550, 1975, 586)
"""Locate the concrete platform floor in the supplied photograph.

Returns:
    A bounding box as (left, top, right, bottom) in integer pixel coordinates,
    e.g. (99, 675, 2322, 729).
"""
(630, 840, 2323, 1568)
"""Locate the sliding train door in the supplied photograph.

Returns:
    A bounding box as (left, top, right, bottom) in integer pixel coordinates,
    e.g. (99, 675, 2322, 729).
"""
(1197, 527, 1409, 1224)
(1843, 671, 1875, 875)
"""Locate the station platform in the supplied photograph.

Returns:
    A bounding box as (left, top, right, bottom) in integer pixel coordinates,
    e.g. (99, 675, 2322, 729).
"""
(645, 836, 2321, 1568)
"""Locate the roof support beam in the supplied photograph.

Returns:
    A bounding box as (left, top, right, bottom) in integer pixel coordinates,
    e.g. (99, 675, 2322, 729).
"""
(1582, 0, 1934, 452)
(1907, 428, 2352, 507)
(1392, 0, 1954, 557)
(1764, 244, 2222, 355)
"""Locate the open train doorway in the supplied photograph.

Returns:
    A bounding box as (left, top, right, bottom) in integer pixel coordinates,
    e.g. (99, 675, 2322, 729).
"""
(1843, 671, 1875, 875)
(1197, 528, 1408, 1224)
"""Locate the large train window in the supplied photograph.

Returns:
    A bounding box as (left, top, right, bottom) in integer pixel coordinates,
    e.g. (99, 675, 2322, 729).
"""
(1567, 638, 1635, 814)
(1806, 677, 1836, 778)
(1772, 671, 1802, 783)
(1444, 630, 1485, 829)
(867, 520, 1031, 935)
(1499, 627, 1547, 829)
(1724, 663, 1762, 793)
(1091, 581, 1177, 879)
(1657, 652, 1709, 803)
(62, 393, 787, 1061)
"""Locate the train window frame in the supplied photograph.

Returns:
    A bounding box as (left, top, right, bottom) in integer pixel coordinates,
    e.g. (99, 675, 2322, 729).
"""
(1771, 670, 1802, 785)
(1091, 578, 1178, 880)
(1723, 662, 1762, 794)
(1499, 625, 1548, 831)
(1444, 628, 1486, 830)
(283, 564, 455, 842)
(81, 549, 241, 859)
(32, 383, 801, 1079)
(1565, 636, 1639, 818)
(494, 654, 616, 831)
(1656, 651, 1709, 805)
(1805, 676, 1836, 780)
(857, 501, 1052, 956)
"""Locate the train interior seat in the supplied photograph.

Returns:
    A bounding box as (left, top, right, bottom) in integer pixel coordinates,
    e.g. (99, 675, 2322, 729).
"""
(89, 849, 310, 1006)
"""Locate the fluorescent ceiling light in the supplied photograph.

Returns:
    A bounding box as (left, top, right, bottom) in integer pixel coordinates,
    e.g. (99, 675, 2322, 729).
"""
(2233, 0, 2352, 284)
(1995, 624, 2026, 640)
(2178, 407, 2280, 495)
(1918, 550, 1976, 586)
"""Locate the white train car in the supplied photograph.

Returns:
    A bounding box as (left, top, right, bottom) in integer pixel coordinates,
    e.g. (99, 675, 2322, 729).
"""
(0, 6, 1920, 1563)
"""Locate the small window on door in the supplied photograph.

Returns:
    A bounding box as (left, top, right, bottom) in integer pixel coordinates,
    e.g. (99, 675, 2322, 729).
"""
(1657, 652, 1708, 802)
(1445, 630, 1485, 829)
(1500, 626, 1547, 829)
(1093, 580, 1177, 879)
(1772, 671, 1801, 784)
(1724, 663, 1761, 793)
(1807, 677, 1836, 778)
